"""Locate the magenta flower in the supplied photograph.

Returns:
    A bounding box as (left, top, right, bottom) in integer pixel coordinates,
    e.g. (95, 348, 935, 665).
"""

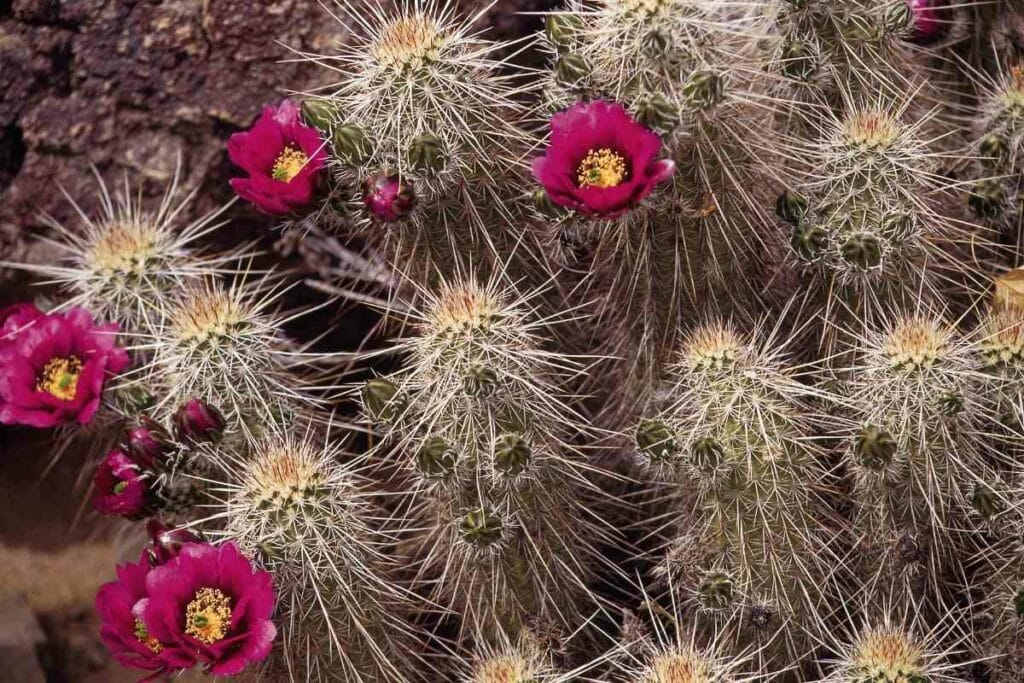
(124, 416, 173, 470)
(138, 542, 276, 676)
(0, 302, 43, 337)
(228, 99, 327, 215)
(92, 449, 150, 519)
(173, 398, 225, 444)
(532, 100, 676, 219)
(908, 0, 948, 42)
(95, 556, 178, 678)
(0, 306, 129, 428)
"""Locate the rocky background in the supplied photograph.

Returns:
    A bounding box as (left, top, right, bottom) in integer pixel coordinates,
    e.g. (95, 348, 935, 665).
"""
(0, 0, 548, 679)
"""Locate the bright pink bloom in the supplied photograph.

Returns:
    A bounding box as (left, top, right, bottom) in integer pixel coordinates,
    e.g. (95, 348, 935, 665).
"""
(228, 99, 327, 215)
(92, 449, 150, 518)
(138, 542, 276, 676)
(0, 305, 129, 428)
(532, 100, 675, 219)
(908, 0, 948, 42)
(95, 557, 176, 679)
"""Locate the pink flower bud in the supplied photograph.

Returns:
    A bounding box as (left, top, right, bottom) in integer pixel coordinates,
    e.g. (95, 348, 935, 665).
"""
(124, 416, 173, 469)
(362, 174, 416, 222)
(173, 399, 224, 444)
(146, 519, 204, 565)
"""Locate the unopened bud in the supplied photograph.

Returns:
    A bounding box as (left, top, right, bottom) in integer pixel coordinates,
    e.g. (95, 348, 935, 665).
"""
(332, 124, 373, 166)
(636, 93, 679, 133)
(555, 53, 589, 85)
(407, 133, 446, 173)
(697, 571, 734, 610)
(682, 70, 724, 110)
(362, 174, 417, 222)
(463, 364, 499, 398)
(416, 436, 458, 478)
(361, 378, 404, 423)
(124, 416, 173, 470)
(855, 426, 896, 471)
(790, 222, 827, 261)
(173, 399, 224, 444)
(459, 508, 504, 547)
(635, 419, 678, 462)
(840, 232, 883, 270)
(775, 189, 808, 225)
(494, 433, 532, 476)
(545, 14, 580, 49)
(301, 99, 335, 131)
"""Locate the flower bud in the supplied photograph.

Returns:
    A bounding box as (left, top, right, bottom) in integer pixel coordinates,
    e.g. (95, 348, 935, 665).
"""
(494, 433, 532, 476)
(691, 436, 724, 472)
(146, 519, 203, 566)
(790, 221, 827, 261)
(885, 0, 914, 34)
(361, 378, 404, 423)
(332, 124, 373, 166)
(416, 436, 458, 478)
(780, 38, 816, 81)
(906, 0, 950, 43)
(1014, 587, 1024, 618)
(406, 133, 446, 173)
(544, 14, 580, 49)
(971, 483, 1004, 522)
(173, 399, 224, 444)
(775, 189, 808, 225)
(124, 416, 173, 470)
(636, 93, 680, 133)
(463, 364, 499, 398)
(697, 571, 734, 610)
(531, 188, 562, 216)
(641, 29, 670, 58)
(555, 53, 589, 85)
(979, 133, 1008, 164)
(937, 390, 964, 417)
(968, 179, 1004, 218)
(635, 419, 678, 462)
(301, 99, 335, 131)
(362, 174, 416, 222)
(682, 70, 724, 110)
(839, 232, 883, 270)
(855, 426, 896, 471)
(459, 508, 503, 547)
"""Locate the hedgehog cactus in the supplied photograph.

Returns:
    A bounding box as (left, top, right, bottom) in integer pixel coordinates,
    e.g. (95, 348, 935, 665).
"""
(782, 99, 986, 353)
(837, 311, 1007, 602)
(297, 1, 537, 279)
(636, 319, 839, 664)
(360, 276, 614, 637)
(536, 0, 788, 400)
(214, 428, 422, 682)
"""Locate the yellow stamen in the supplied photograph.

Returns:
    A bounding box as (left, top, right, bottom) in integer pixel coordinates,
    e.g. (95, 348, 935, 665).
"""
(185, 587, 232, 644)
(36, 357, 83, 401)
(271, 146, 308, 183)
(576, 148, 628, 188)
(133, 619, 163, 654)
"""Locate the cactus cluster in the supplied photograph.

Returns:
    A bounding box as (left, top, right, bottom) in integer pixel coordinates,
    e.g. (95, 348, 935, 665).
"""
(9, 0, 1024, 681)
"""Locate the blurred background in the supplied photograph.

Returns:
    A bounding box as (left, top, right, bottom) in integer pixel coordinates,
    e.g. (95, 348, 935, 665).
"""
(0, 1, 546, 679)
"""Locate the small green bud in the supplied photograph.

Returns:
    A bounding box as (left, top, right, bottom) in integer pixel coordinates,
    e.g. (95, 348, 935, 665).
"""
(361, 379, 404, 422)
(971, 483, 1004, 521)
(775, 189, 808, 225)
(118, 384, 156, 413)
(839, 232, 883, 271)
(780, 38, 816, 81)
(332, 124, 373, 166)
(555, 53, 590, 85)
(635, 419, 678, 462)
(979, 132, 1009, 164)
(641, 29, 671, 58)
(494, 433, 532, 476)
(416, 436, 458, 478)
(532, 188, 561, 216)
(790, 221, 828, 261)
(691, 437, 724, 472)
(635, 93, 680, 133)
(301, 99, 335, 131)
(406, 133, 446, 173)
(885, 0, 913, 34)
(855, 426, 896, 471)
(697, 571, 734, 610)
(682, 70, 724, 110)
(880, 211, 916, 243)
(463, 364, 499, 398)
(968, 179, 1005, 218)
(545, 14, 580, 49)
(459, 508, 503, 547)
(937, 390, 964, 417)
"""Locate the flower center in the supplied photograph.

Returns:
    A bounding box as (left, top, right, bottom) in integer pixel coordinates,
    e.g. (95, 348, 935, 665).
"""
(37, 357, 83, 401)
(577, 148, 628, 188)
(185, 587, 233, 644)
(133, 619, 163, 654)
(271, 145, 309, 183)
(113, 481, 130, 495)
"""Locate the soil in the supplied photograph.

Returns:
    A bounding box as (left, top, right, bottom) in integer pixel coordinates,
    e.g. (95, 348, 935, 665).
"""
(0, 0, 550, 680)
